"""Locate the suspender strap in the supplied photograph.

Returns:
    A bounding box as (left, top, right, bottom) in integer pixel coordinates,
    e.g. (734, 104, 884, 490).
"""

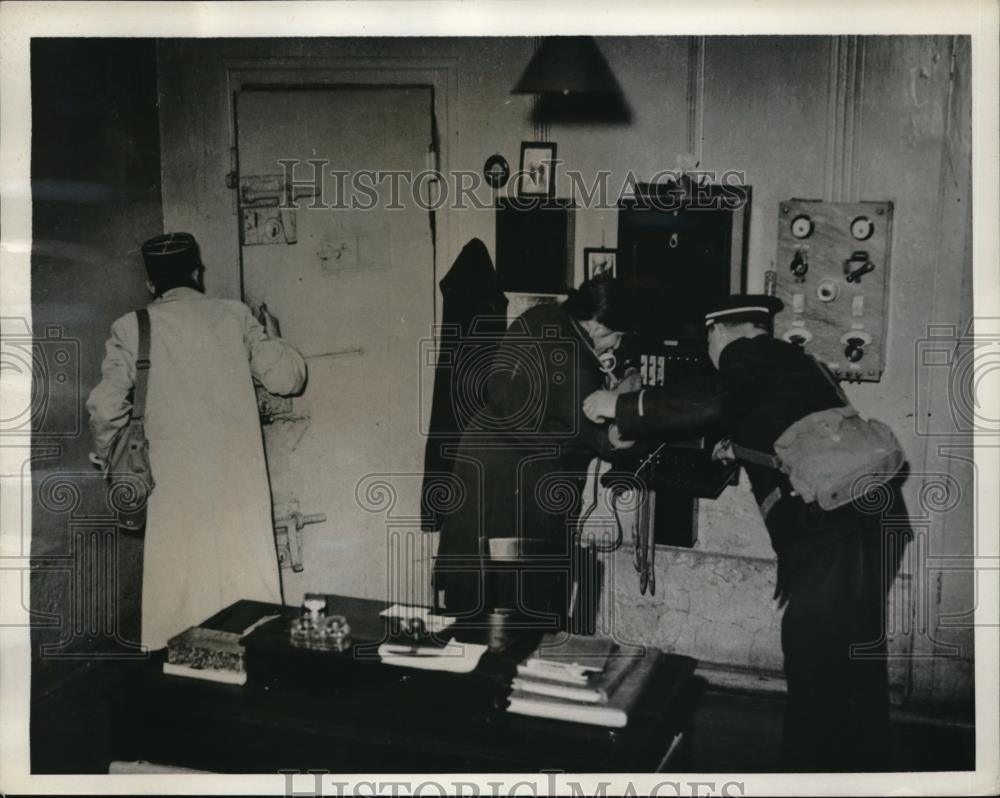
(727, 358, 847, 520)
(730, 443, 787, 519)
(731, 442, 782, 470)
(133, 309, 151, 422)
(758, 487, 784, 519)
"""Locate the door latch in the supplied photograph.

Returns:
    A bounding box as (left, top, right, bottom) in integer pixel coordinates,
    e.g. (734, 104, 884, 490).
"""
(273, 500, 328, 572)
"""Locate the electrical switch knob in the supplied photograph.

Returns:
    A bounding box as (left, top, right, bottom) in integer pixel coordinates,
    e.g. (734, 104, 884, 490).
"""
(844, 251, 875, 283)
(782, 328, 812, 347)
(845, 337, 866, 362)
(790, 250, 809, 278)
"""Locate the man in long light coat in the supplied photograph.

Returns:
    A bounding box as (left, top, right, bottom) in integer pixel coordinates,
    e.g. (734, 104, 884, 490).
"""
(87, 233, 307, 650)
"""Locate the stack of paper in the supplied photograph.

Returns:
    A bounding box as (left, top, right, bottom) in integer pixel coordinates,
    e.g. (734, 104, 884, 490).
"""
(507, 635, 657, 728)
(377, 638, 487, 673)
(531, 632, 615, 671)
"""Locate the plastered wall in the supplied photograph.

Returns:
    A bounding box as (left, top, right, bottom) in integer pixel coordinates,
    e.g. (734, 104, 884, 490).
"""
(156, 35, 973, 714)
(30, 40, 163, 690)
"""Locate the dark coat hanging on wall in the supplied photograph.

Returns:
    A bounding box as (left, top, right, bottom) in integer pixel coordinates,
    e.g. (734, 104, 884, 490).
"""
(421, 238, 509, 531)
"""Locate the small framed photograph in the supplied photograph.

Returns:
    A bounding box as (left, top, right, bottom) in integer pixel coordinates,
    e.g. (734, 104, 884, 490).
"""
(518, 141, 557, 197)
(584, 247, 617, 281)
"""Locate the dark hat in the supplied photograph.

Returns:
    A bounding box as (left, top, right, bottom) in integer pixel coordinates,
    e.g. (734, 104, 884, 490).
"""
(141, 232, 201, 280)
(704, 294, 784, 327)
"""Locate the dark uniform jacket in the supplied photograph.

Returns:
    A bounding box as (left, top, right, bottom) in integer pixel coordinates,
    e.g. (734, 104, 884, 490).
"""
(433, 303, 636, 609)
(614, 334, 874, 590)
(614, 333, 906, 769)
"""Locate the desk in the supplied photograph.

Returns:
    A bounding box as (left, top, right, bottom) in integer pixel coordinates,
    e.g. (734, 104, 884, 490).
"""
(108, 596, 699, 773)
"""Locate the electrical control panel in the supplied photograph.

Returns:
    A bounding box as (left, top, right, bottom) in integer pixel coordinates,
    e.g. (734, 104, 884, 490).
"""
(636, 343, 705, 387)
(610, 335, 738, 500)
(773, 199, 893, 382)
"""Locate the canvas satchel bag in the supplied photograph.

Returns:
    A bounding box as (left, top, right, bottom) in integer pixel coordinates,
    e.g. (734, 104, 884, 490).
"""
(106, 308, 154, 532)
(771, 405, 905, 510)
(733, 357, 905, 512)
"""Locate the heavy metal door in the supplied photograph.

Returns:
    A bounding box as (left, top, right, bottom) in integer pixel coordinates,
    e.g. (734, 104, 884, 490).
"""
(235, 87, 436, 606)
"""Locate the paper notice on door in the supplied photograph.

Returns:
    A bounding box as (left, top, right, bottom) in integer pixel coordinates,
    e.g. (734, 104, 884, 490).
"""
(318, 228, 389, 273)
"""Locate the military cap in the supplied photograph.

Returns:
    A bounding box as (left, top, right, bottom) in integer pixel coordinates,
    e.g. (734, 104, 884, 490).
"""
(141, 232, 201, 280)
(704, 294, 784, 327)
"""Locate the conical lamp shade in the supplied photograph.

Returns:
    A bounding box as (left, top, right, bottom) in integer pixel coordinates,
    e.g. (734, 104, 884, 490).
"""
(513, 36, 623, 95)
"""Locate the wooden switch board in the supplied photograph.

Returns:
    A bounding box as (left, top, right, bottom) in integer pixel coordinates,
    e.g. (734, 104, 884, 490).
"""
(773, 199, 893, 382)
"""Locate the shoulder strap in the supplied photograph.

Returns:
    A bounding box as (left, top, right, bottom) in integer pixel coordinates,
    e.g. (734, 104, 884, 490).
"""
(133, 309, 151, 421)
(730, 357, 848, 473)
(810, 354, 850, 406)
(731, 442, 782, 470)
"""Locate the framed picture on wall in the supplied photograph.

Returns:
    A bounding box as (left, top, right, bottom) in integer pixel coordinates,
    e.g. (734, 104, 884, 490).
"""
(584, 247, 617, 281)
(518, 141, 557, 197)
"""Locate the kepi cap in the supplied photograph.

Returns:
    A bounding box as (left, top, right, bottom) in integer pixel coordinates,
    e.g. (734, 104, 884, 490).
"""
(141, 232, 201, 280)
(704, 294, 784, 327)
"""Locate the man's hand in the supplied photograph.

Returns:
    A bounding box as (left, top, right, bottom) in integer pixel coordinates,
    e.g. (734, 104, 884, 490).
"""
(712, 437, 736, 464)
(614, 367, 642, 394)
(88, 451, 109, 475)
(608, 423, 634, 450)
(583, 390, 618, 423)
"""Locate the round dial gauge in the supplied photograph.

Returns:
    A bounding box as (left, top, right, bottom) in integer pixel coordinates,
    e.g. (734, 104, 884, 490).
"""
(791, 215, 813, 239)
(850, 216, 874, 241)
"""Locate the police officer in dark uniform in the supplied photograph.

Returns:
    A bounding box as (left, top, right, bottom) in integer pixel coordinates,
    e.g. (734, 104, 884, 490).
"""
(583, 294, 908, 771)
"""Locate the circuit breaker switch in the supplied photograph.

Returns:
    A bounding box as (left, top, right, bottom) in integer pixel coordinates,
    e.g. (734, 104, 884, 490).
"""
(852, 296, 865, 317)
(792, 293, 805, 314)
